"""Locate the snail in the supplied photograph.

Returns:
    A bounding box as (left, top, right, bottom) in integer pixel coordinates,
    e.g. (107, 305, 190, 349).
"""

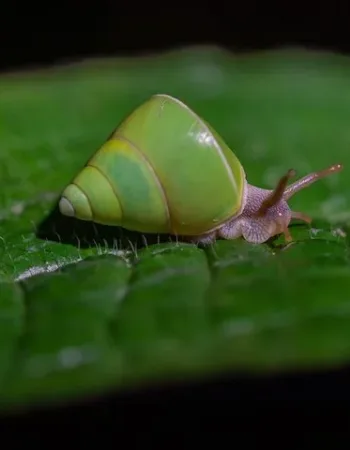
(59, 94, 343, 245)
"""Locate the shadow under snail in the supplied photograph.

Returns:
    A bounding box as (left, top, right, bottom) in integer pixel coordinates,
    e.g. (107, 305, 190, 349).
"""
(58, 94, 343, 245)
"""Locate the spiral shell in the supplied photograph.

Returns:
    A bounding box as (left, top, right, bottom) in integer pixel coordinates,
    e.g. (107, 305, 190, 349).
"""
(59, 94, 246, 236)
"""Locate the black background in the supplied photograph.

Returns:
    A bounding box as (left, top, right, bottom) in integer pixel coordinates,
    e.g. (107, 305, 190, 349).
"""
(1, 3, 350, 71)
(1, 1, 350, 444)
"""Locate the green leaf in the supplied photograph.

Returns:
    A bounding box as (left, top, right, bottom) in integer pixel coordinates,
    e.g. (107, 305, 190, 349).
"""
(4, 255, 131, 404)
(0, 47, 350, 410)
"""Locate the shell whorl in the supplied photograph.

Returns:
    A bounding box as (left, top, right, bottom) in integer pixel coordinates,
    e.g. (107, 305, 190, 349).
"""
(59, 94, 245, 236)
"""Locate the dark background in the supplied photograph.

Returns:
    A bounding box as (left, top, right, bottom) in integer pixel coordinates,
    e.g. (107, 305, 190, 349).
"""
(1, 2, 350, 443)
(1, 3, 350, 71)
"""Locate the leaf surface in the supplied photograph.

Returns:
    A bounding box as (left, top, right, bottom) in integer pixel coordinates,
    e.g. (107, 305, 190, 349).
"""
(0, 47, 349, 409)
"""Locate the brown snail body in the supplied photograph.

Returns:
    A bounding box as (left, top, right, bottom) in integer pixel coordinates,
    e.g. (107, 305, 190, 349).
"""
(189, 165, 343, 245)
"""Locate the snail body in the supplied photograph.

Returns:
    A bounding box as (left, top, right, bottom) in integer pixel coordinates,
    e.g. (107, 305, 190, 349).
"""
(59, 94, 342, 244)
